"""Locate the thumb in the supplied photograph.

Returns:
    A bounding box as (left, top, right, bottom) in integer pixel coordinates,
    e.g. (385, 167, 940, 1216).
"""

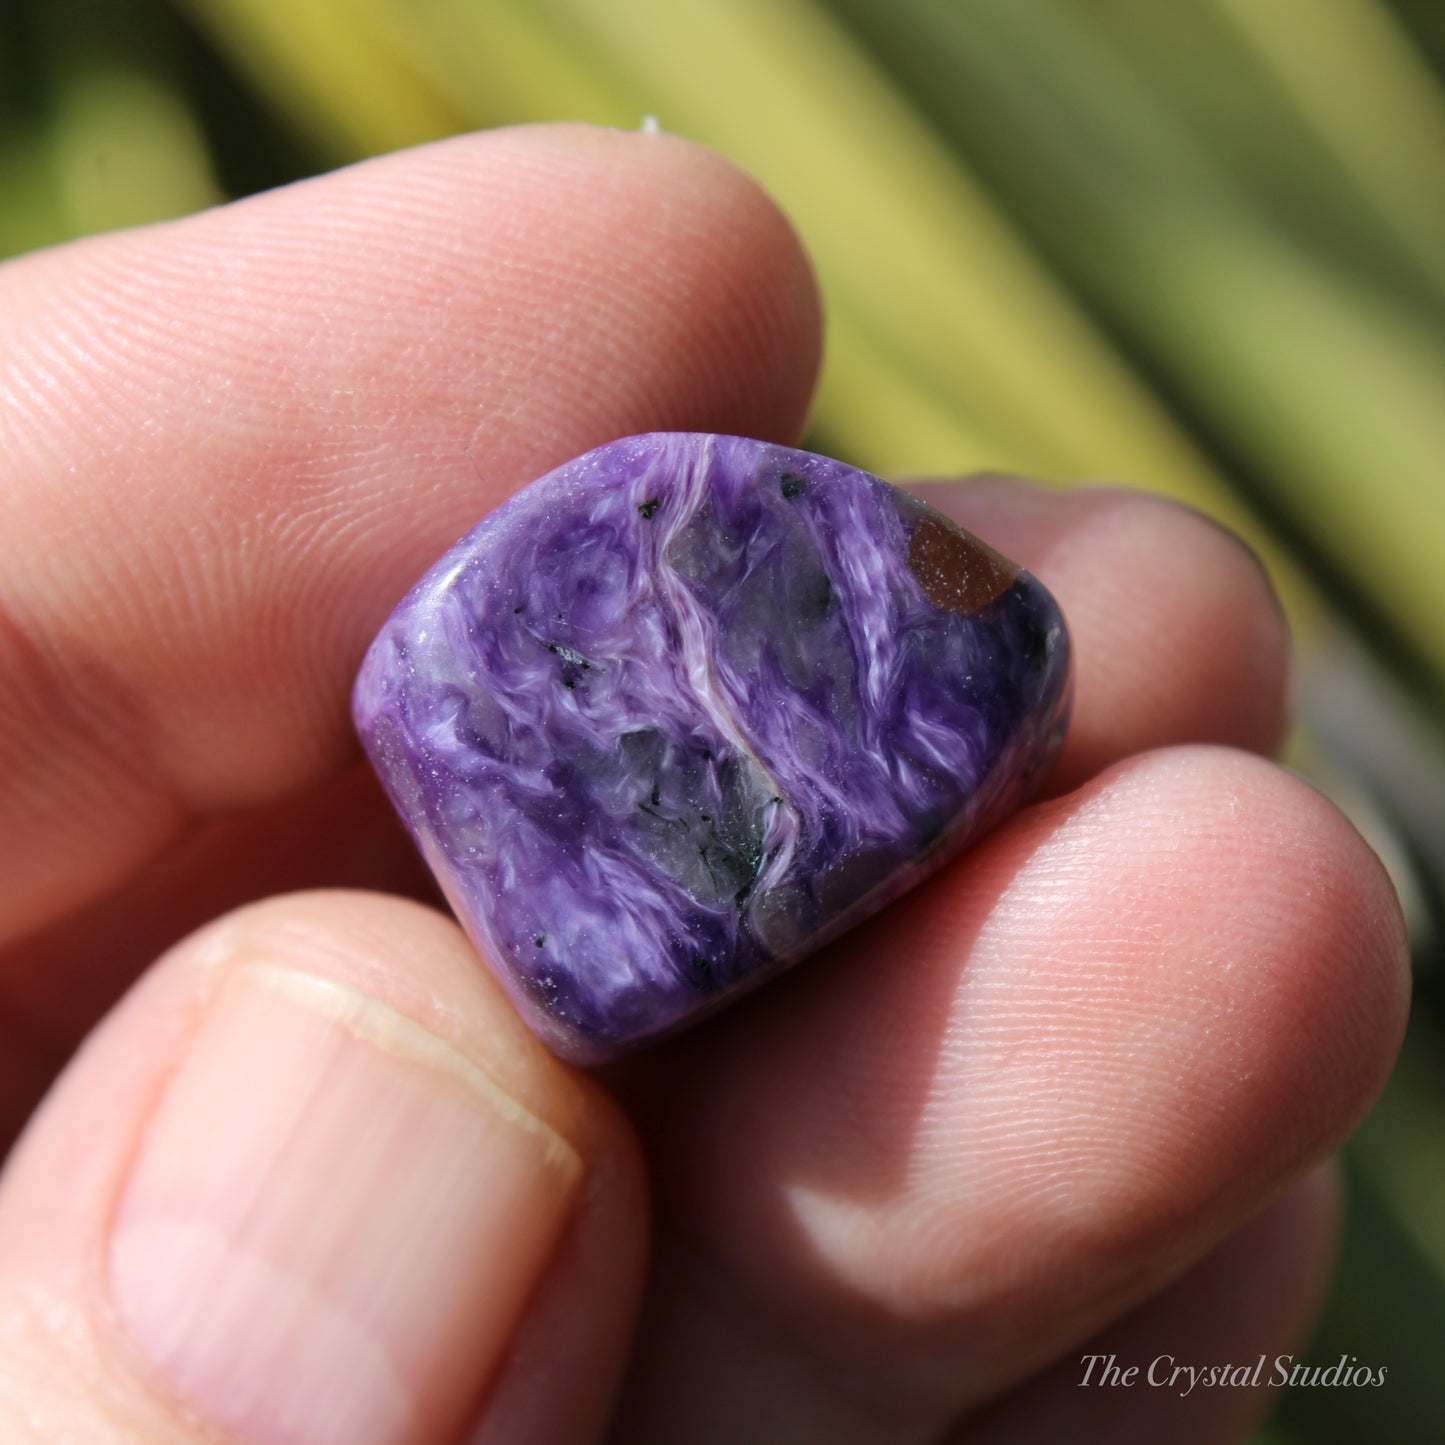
(0, 891, 646, 1445)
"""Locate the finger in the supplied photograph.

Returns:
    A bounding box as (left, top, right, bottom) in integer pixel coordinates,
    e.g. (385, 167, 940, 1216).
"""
(0, 891, 647, 1445)
(914, 476, 1291, 793)
(0, 765, 434, 1149)
(956, 1165, 1339, 1444)
(0, 121, 821, 946)
(606, 748, 1409, 1443)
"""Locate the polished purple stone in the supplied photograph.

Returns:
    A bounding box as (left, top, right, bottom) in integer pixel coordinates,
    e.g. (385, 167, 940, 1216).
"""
(354, 434, 1071, 1063)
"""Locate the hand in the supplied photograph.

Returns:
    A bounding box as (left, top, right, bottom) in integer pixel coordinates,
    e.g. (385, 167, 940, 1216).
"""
(0, 124, 1407, 1444)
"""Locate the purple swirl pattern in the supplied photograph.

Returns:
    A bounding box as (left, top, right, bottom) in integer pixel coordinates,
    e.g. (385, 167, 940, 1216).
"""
(354, 434, 1071, 1062)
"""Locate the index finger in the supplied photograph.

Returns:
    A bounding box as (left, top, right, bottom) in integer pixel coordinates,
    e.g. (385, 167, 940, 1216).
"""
(0, 123, 821, 947)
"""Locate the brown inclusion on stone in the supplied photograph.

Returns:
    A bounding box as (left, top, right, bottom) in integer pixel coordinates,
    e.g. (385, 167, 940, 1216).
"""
(907, 514, 1020, 615)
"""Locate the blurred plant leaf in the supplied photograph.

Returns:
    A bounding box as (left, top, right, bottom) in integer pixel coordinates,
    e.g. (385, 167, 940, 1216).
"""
(0, 127, 67, 257)
(48, 65, 222, 235)
(1273, 1141, 1445, 1443)
(175, 0, 471, 160)
(170, 0, 1257, 495)
(1207, 0, 1445, 313)
(825, 0, 1445, 704)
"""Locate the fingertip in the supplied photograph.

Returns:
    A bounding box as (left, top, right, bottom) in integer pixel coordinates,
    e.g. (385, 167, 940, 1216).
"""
(958, 1162, 1343, 1445)
(984, 745, 1408, 1188)
(470, 1061, 651, 1444)
(360, 121, 824, 446)
(1043, 744, 1410, 1207)
(914, 478, 1293, 790)
(500, 122, 825, 443)
(0, 122, 824, 945)
(1218, 753, 1412, 1140)
(0, 889, 647, 1445)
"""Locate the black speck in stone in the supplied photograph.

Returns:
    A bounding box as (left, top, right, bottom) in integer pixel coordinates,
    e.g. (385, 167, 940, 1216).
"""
(545, 640, 592, 690)
(799, 568, 832, 621)
(779, 471, 807, 499)
(691, 955, 711, 976)
(513, 605, 523, 614)
(1021, 611, 1050, 666)
(651, 783, 661, 807)
(637, 498, 661, 519)
(534, 935, 546, 947)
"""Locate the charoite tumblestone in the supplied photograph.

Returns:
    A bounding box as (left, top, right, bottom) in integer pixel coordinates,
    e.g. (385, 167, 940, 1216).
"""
(354, 434, 1071, 1062)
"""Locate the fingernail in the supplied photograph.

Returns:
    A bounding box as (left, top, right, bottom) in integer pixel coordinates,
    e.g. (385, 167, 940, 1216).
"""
(109, 964, 583, 1445)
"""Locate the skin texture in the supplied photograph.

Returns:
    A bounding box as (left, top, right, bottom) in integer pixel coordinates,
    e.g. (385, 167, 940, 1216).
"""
(0, 124, 1411, 1444)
